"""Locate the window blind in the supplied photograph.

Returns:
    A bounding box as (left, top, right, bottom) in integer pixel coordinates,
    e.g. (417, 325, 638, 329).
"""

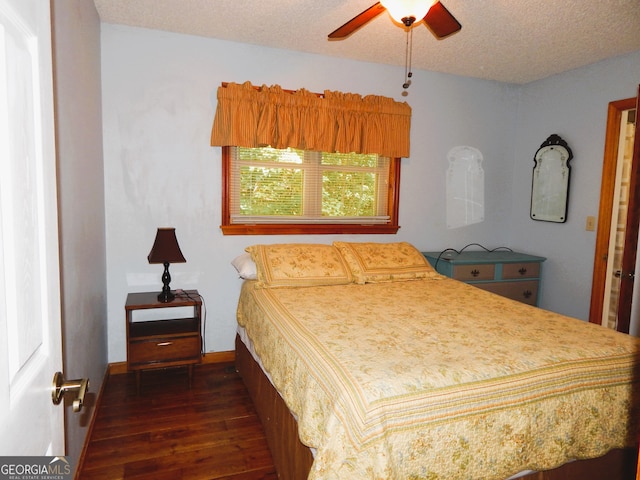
(229, 147, 391, 224)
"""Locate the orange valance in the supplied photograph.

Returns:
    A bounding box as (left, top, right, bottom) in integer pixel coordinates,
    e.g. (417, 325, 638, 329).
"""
(210, 81, 411, 158)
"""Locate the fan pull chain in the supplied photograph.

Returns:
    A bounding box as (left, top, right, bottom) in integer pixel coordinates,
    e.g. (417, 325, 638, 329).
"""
(402, 27, 413, 97)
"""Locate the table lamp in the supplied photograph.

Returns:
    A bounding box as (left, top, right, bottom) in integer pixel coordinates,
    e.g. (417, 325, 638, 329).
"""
(147, 227, 186, 302)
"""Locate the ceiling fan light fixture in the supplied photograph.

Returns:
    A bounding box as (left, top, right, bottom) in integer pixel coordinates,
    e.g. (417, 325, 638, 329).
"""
(380, 0, 436, 26)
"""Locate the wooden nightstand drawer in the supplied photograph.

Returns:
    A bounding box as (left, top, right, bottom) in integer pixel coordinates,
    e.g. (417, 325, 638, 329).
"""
(129, 334, 200, 367)
(477, 280, 539, 305)
(502, 262, 540, 279)
(452, 263, 495, 281)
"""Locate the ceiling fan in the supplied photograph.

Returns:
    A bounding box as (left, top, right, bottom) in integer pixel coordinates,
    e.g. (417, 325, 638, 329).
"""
(328, 0, 461, 40)
(328, 1, 461, 95)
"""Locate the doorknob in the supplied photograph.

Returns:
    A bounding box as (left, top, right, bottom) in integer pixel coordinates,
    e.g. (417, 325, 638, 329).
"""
(52, 372, 89, 413)
(614, 270, 635, 279)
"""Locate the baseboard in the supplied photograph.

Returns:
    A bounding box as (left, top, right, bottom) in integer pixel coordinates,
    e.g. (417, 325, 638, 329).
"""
(201, 350, 236, 364)
(108, 350, 236, 375)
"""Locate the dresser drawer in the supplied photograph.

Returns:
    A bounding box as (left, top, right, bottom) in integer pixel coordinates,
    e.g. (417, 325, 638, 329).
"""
(423, 251, 545, 306)
(502, 262, 540, 279)
(476, 280, 539, 306)
(452, 263, 495, 281)
(129, 334, 200, 367)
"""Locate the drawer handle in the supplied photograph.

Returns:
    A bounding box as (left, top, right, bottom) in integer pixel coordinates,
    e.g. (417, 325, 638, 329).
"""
(518, 267, 527, 275)
(157, 341, 173, 346)
(522, 290, 532, 299)
(470, 269, 480, 277)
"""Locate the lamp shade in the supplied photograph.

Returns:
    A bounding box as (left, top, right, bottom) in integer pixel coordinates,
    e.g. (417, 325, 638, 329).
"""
(380, 0, 435, 24)
(147, 228, 186, 264)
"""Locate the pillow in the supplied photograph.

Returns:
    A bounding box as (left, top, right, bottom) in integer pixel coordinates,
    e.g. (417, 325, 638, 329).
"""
(333, 241, 438, 284)
(231, 252, 257, 280)
(246, 243, 354, 288)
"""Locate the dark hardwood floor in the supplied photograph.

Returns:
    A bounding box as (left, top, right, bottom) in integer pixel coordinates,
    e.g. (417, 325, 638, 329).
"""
(78, 362, 278, 480)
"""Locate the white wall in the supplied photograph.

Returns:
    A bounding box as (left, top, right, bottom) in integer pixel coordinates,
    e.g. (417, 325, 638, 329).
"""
(101, 25, 521, 360)
(510, 51, 640, 319)
(100, 23, 640, 360)
(51, 0, 108, 463)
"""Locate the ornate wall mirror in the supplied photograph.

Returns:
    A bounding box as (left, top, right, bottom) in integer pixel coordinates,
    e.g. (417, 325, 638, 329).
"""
(530, 134, 573, 223)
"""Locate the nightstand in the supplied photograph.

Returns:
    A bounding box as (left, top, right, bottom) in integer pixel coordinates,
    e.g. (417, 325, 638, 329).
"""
(423, 250, 546, 306)
(125, 290, 202, 392)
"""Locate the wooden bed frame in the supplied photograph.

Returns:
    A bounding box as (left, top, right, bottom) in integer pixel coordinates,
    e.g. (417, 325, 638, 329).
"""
(235, 334, 637, 480)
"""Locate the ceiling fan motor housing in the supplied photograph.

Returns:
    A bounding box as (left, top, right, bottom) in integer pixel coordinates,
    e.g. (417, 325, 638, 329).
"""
(402, 16, 416, 27)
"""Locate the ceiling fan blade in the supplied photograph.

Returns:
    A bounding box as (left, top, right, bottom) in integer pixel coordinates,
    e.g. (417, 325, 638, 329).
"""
(423, 1, 461, 39)
(328, 2, 386, 39)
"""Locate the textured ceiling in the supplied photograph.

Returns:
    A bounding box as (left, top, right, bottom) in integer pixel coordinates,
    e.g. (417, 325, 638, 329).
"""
(93, 0, 640, 84)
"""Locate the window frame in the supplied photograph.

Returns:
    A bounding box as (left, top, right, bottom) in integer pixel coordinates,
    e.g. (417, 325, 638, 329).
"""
(221, 146, 401, 235)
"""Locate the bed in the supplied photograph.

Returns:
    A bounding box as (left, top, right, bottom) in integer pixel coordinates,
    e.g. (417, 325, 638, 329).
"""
(232, 242, 640, 480)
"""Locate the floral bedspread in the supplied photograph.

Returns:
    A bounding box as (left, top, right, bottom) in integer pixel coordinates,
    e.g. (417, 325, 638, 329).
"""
(236, 277, 640, 480)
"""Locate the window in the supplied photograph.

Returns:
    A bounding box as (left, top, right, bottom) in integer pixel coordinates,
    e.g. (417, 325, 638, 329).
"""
(211, 82, 411, 235)
(221, 146, 400, 235)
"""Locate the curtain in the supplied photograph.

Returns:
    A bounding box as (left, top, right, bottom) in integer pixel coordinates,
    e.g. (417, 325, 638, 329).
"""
(210, 81, 411, 158)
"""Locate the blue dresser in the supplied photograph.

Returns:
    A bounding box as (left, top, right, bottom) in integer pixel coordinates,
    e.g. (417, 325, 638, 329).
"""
(422, 250, 546, 306)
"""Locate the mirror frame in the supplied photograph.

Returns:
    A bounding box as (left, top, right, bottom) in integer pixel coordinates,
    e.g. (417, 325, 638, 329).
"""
(530, 134, 573, 223)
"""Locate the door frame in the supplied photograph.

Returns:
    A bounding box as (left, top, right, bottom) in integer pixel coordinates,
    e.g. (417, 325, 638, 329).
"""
(589, 97, 637, 326)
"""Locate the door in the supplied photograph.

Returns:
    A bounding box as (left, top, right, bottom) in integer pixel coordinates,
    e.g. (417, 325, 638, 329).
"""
(0, 0, 64, 455)
(617, 89, 640, 333)
(590, 88, 640, 333)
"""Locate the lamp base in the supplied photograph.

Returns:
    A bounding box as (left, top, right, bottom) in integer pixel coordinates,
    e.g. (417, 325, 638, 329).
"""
(158, 261, 175, 302)
(157, 290, 175, 303)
